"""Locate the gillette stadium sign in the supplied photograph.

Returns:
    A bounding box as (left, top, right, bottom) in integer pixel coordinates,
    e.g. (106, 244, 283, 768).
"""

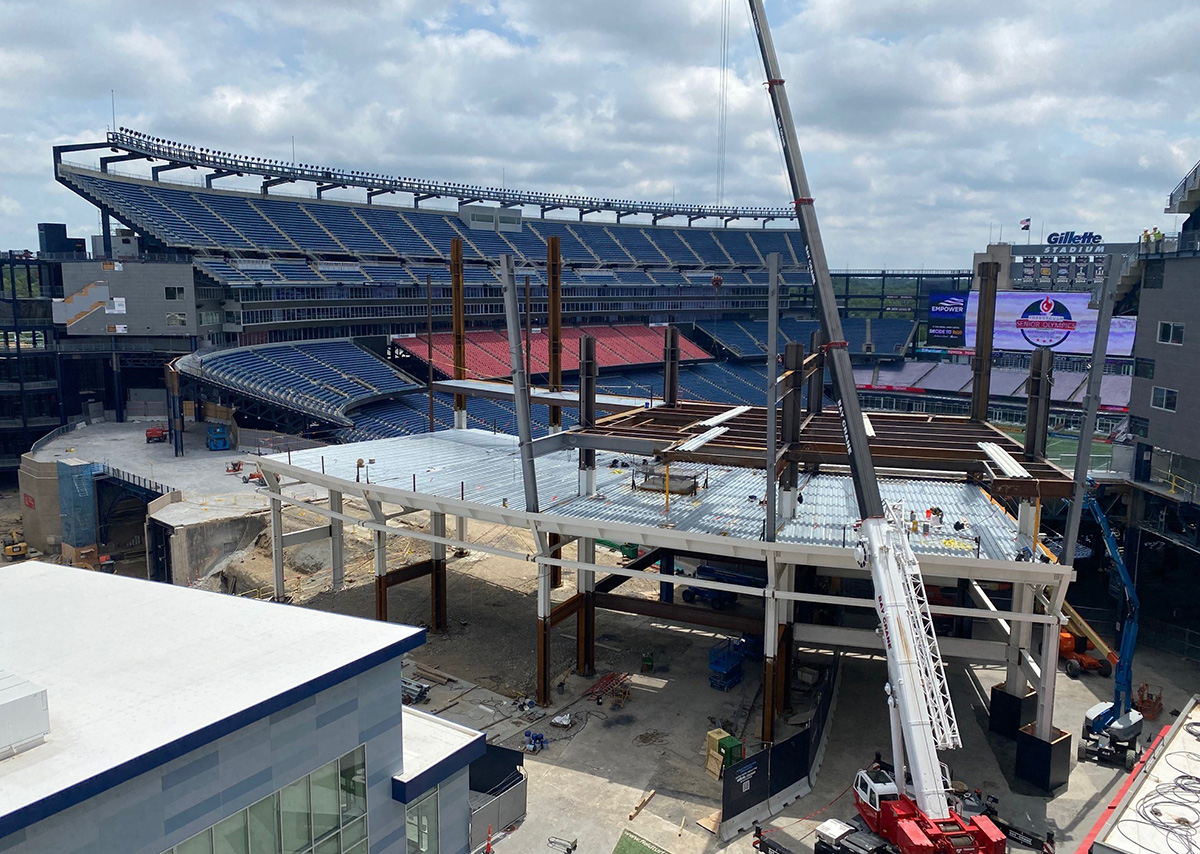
(1046, 230, 1104, 246)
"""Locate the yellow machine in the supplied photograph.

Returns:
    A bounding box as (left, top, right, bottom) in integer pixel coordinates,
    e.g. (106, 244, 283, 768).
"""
(2, 530, 28, 562)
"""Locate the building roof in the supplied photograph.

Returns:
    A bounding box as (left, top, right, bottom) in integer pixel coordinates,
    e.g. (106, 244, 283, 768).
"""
(1093, 694, 1200, 854)
(0, 562, 424, 839)
(392, 708, 485, 803)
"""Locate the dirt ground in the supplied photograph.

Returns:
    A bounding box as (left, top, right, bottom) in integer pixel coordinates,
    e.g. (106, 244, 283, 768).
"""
(220, 499, 664, 698)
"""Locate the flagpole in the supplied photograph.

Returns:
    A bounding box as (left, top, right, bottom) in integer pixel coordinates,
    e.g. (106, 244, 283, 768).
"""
(989, 222, 993, 244)
(1040, 220, 1044, 243)
(999, 224, 1003, 244)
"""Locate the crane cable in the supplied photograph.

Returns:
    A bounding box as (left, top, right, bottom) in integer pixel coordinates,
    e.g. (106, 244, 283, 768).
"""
(716, 0, 731, 206)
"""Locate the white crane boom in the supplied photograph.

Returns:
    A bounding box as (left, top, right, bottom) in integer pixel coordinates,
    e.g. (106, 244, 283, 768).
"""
(745, 0, 960, 820)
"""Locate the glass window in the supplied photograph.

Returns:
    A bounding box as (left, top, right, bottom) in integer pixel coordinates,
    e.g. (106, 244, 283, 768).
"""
(340, 747, 367, 824)
(1158, 321, 1185, 345)
(1134, 357, 1155, 379)
(165, 286, 185, 300)
(281, 778, 312, 854)
(161, 746, 366, 854)
(166, 312, 187, 327)
(342, 816, 367, 848)
(213, 811, 249, 854)
(1152, 386, 1178, 412)
(311, 759, 341, 842)
(177, 830, 214, 854)
(406, 788, 439, 854)
(247, 793, 280, 854)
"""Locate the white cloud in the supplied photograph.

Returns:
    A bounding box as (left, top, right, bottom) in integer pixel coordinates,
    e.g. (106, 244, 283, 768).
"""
(0, 0, 1195, 263)
(0, 196, 22, 217)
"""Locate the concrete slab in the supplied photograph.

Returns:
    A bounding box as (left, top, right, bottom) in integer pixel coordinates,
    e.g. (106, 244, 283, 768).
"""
(32, 420, 324, 505)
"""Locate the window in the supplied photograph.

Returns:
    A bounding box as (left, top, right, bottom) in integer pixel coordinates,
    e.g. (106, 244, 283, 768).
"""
(162, 746, 367, 854)
(166, 312, 187, 327)
(1158, 321, 1185, 345)
(1152, 386, 1178, 412)
(406, 787, 439, 854)
(1134, 357, 1155, 379)
(165, 286, 185, 300)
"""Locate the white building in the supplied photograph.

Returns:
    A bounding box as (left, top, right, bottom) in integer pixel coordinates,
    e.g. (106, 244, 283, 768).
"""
(0, 562, 491, 854)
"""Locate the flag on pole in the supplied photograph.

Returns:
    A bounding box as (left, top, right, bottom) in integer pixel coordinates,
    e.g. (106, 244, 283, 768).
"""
(1020, 218, 1031, 231)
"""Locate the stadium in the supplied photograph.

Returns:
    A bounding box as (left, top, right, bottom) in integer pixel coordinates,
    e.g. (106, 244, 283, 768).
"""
(0, 127, 1128, 467)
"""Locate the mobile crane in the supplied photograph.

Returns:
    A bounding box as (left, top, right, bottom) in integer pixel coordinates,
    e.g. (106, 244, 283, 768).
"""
(747, 3, 1005, 853)
(1076, 493, 1142, 769)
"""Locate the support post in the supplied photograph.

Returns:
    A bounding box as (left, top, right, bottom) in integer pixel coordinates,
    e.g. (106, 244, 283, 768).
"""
(426, 273, 435, 433)
(577, 537, 596, 677)
(451, 238, 467, 429)
(431, 512, 448, 633)
(579, 335, 598, 496)
(765, 253, 780, 542)
(548, 235, 562, 432)
(536, 539, 552, 706)
(663, 326, 680, 407)
(970, 261, 999, 422)
(658, 549, 675, 604)
(373, 528, 388, 621)
(101, 210, 112, 259)
(762, 586, 779, 743)
(330, 490, 344, 591)
(455, 515, 468, 556)
(1024, 347, 1054, 461)
(806, 329, 824, 415)
(269, 478, 285, 601)
(780, 342, 804, 517)
(499, 255, 539, 514)
(549, 532, 563, 589)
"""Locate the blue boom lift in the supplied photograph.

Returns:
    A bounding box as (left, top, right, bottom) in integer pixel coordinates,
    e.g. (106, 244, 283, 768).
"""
(1076, 492, 1142, 770)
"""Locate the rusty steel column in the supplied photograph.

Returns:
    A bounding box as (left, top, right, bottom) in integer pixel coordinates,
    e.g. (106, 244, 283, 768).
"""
(451, 238, 467, 429)
(548, 235, 562, 432)
(970, 262, 999, 423)
(762, 657, 776, 743)
(663, 326, 680, 407)
(577, 536, 596, 677)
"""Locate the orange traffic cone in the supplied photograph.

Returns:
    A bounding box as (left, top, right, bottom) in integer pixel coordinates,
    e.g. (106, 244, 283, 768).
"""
(486, 824, 493, 853)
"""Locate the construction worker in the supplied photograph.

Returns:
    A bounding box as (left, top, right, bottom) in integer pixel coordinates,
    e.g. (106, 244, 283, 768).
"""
(1141, 229, 1151, 251)
(1152, 226, 1164, 252)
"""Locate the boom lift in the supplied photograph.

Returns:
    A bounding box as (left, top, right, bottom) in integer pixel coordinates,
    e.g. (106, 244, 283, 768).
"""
(746, 3, 1004, 853)
(1076, 493, 1142, 769)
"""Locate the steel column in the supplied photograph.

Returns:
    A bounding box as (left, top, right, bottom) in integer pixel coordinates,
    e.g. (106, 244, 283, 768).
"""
(451, 238, 467, 429)
(269, 478, 285, 601)
(1024, 347, 1054, 461)
(807, 329, 824, 415)
(548, 235, 562, 432)
(971, 262, 999, 422)
(499, 255, 539, 514)
(330, 490, 344, 591)
(578, 536, 596, 676)
(431, 512, 448, 633)
(766, 253, 781, 540)
(663, 326, 680, 407)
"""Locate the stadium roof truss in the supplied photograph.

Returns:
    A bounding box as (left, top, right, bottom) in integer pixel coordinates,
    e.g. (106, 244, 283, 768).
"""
(68, 129, 798, 225)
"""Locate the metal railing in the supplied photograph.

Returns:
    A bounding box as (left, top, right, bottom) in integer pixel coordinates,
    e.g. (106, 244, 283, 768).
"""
(29, 422, 78, 455)
(1168, 158, 1200, 211)
(99, 463, 179, 497)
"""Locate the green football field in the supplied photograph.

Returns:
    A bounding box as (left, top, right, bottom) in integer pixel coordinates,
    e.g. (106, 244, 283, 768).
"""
(999, 429, 1115, 471)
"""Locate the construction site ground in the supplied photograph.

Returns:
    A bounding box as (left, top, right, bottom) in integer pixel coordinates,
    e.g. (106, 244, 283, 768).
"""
(8, 456, 1200, 853)
(216, 506, 1200, 853)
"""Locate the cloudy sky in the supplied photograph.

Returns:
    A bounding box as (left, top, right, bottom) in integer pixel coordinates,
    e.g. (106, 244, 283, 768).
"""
(1, 0, 1197, 268)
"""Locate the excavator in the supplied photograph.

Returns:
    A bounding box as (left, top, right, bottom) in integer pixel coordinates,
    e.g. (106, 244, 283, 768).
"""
(746, 3, 1005, 853)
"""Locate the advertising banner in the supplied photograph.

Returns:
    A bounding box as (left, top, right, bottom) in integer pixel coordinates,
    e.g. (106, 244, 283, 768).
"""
(926, 291, 968, 348)
(963, 292, 1136, 356)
